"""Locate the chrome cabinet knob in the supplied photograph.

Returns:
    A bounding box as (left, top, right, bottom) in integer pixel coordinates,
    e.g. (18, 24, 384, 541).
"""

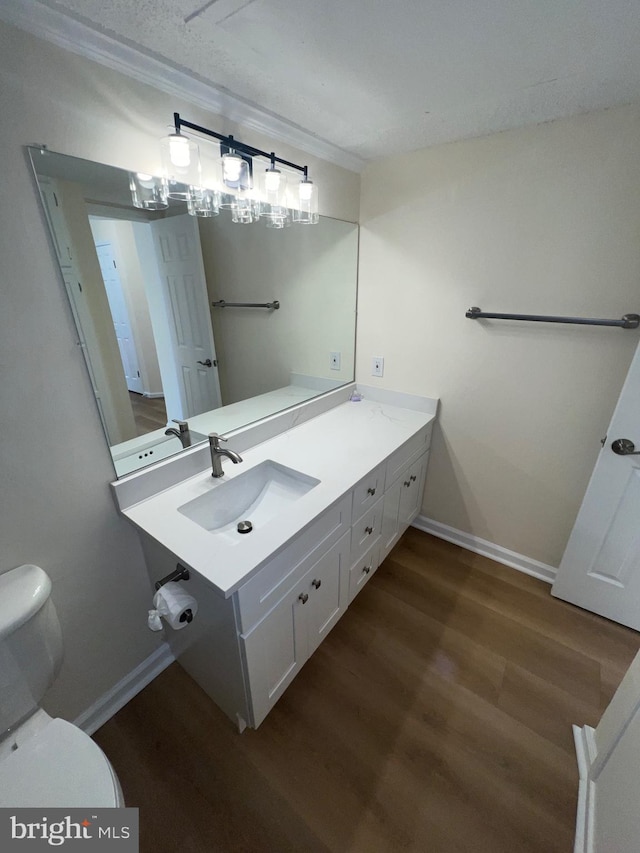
(299, 592, 309, 604)
(363, 565, 371, 575)
(311, 579, 321, 589)
(367, 486, 376, 496)
(365, 525, 373, 535)
(410, 474, 417, 482)
(404, 480, 411, 487)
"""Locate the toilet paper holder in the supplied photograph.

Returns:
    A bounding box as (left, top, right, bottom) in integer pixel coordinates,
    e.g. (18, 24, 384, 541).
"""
(155, 563, 190, 591)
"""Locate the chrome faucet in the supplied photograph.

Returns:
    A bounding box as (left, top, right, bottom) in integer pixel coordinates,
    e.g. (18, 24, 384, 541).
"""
(208, 433, 243, 478)
(165, 419, 192, 449)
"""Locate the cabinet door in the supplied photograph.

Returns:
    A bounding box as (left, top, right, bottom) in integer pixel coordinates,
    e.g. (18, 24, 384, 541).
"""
(305, 533, 351, 656)
(398, 451, 430, 533)
(380, 476, 403, 562)
(241, 577, 309, 728)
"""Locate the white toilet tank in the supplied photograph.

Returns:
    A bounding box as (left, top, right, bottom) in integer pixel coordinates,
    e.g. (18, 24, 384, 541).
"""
(0, 564, 63, 734)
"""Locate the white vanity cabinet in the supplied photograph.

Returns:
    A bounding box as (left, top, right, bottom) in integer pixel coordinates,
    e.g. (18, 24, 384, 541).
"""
(241, 532, 351, 727)
(121, 394, 436, 730)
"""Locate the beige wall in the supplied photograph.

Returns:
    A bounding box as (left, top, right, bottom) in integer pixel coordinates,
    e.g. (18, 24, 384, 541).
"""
(0, 19, 360, 722)
(358, 104, 640, 567)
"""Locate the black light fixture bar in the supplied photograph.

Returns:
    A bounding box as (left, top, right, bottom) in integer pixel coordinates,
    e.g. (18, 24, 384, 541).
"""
(173, 112, 308, 177)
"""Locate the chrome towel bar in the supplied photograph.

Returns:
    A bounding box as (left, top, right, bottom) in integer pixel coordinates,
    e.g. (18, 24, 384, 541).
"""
(212, 299, 280, 310)
(465, 307, 639, 329)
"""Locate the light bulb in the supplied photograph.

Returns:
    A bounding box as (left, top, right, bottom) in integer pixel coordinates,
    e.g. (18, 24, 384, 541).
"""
(223, 154, 243, 182)
(168, 134, 191, 169)
(299, 179, 313, 200)
(264, 168, 281, 191)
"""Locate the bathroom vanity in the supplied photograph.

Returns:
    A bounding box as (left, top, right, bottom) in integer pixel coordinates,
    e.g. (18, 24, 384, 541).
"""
(112, 385, 437, 730)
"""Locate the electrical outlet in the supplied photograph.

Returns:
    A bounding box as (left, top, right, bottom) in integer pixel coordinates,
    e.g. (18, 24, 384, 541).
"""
(372, 356, 384, 377)
(330, 351, 341, 371)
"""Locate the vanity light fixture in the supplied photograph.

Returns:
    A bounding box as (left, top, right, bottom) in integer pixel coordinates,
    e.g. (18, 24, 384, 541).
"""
(152, 112, 319, 225)
(160, 129, 201, 201)
(294, 177, 319, 224)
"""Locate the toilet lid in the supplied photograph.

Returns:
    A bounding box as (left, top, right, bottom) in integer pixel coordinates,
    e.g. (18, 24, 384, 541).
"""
(0, 718, 121, 807)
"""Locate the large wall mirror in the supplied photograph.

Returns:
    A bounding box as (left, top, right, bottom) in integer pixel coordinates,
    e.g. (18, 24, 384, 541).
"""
(28, 147, 358, 477)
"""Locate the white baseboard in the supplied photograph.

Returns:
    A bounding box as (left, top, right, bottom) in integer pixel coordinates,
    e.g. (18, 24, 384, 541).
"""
(573, 724, 596, 853)
(73, 644, 174, 736)
(412, 515, 557, 584)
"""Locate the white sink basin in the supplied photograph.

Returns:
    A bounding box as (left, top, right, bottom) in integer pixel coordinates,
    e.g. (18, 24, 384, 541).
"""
(177, 460, 320, 544)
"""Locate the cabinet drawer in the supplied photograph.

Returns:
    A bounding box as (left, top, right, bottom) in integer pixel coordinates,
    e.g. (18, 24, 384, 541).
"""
(349, 541, 380, 603)
(385, 423, 432, 486)
(352, 463, 385, 522)
(350, 496, 383, 566)
(236, 493, 352, 632)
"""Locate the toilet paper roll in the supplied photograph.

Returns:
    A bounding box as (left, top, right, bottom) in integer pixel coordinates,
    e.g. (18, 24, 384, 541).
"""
(147, 582, 198, 631)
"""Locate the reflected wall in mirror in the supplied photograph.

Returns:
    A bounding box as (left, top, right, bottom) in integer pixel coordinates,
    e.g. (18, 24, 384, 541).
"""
(28, 147, 358, 477)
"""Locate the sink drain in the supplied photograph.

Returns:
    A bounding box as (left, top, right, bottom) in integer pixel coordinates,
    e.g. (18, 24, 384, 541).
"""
(237, 520, 253, 534)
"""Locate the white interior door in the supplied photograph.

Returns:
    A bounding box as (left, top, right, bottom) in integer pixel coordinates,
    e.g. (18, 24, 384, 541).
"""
(149, 215, 221, 417)
(552, 340, 640, 629)
(95, 242, 143, 394)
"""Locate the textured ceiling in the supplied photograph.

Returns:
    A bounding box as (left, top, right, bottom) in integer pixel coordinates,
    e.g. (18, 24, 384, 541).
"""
(21, 1, 640, 163)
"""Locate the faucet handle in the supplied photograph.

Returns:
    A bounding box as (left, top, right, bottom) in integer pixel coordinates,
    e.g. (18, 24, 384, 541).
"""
(208, 432, 227, 448)
(172, 419, 189, 433)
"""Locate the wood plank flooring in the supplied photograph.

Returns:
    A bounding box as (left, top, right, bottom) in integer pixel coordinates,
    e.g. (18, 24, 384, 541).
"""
(129, 392, 167, 435)
(94, 528, 640, 852)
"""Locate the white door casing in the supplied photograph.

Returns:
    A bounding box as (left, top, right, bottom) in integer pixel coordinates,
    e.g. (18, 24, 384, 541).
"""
(149, 215, 221, 418)
(552, 340, 640, 629)
(95, 242, 143, 395)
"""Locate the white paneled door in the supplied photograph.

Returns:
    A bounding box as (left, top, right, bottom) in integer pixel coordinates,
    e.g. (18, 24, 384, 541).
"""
(149, 215, 221, 417)
(552, 340, 640, 629)
(95, 242, 143, 394)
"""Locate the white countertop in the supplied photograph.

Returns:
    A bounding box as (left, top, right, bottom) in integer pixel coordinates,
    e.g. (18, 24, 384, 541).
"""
(121, 396, 435, 598)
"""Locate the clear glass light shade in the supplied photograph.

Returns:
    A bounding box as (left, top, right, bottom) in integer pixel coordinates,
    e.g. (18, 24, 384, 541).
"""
(260, 167, 287, 209)
(187, 187, 221, 217)
(293, 178, 319, 224)
(218, 154, 252, 209)
(129, 172, 168, 210)
(160, 133, 201, 200)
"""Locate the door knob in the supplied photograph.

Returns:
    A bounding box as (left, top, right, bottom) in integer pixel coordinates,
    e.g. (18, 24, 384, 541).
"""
(197, 358, 215, 368)
(611, 438, 640, 456)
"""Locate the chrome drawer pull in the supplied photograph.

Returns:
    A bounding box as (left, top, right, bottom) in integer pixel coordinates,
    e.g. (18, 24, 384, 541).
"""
(299, 593, 309, 604)
(410, 474, 417, 482)
(367, 486, 376, 496)
(404, 480, 411, 487)
(365, 525, 373, 535)
(363, 565, 371, 575)
(311, 579, 321, 589)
